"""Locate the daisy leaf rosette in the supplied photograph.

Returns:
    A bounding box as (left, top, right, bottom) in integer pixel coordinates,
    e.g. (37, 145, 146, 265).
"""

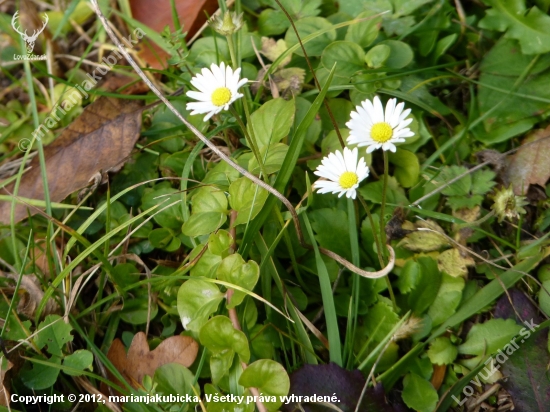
(313, 147, 369, 199)
(347, 96, 414, 153)
(186, 62, 248, 121)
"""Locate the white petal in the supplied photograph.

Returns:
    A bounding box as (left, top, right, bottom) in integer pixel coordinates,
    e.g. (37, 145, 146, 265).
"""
(385, 98, 396, 124)
(383, 142, 397, 152)
(372, 96, 385, 123)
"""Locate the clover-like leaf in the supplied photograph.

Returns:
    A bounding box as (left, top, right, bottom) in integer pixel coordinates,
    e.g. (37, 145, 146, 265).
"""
(177, 279, 224, 331)
(239, 359, 290, 411)
(216, 254, 260, 309)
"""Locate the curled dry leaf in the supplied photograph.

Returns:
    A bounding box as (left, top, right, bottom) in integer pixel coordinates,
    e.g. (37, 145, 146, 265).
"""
(398, 220, 449, 252)
(102, 332, 198, 394)
(0, 358, 13, 406)
(0, 96, 143, 224)
(503, 126, 550, 195)
(0, 271, 58, 318)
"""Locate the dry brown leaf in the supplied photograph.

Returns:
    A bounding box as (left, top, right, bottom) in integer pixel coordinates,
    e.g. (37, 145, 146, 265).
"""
(503, 126, 550, 195)
(130, 0, 219, 69)
(0, 358, 13, 407)
(0, 96, 143, 224)
(102, 332, 198, 394)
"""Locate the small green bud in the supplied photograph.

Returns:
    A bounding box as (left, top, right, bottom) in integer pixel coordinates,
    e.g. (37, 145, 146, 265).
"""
(209, 11, 243, 36)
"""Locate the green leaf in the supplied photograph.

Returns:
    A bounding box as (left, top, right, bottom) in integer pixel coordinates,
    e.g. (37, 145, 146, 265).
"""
(248, 98, 295, 150)
(35, 315, 73, 356)
(62, 350, 93, 376)
(190, 187, 228, 214)
(387, 148, 419, 188)
(148, 228, 181, 252)
(153, 363, 199, 398)
(477, 38, 550, 140)
(258, 9, 290, 36)
(248, 143, 290, 175)
(321, 41, 365, 77)
(21, 356, 61, 390)
(345, 11, 381, 48)
(427, 273, 465, 326)
(358, 176, 409, 205)
(285, 17, 336, 57)
(365, 44, 391, 68)
(120, 295, 159, 325)
(439, 165, 470, 197)
(408, 257, 442, 315)
(216, 254, 260, 309)
(364, 300, 399, 342)
(182, 212, 227, 237)
(239, 359, 290, 411)
(458, 318, 522, 356)
(471, 169, 497, 195)
(397, 260, 421, 294)
(378, 40, 414, 69)
(229, 178, 269, 226)
(177, 279, 224, 332)
(427, 337, 458, 365)
(309, 208, 351, 261)
(200, 316, 250, 383)
(479, 0, 550, 54)
(402, 373, 439, 412)
(141, 186, 183, 229)
(538, 280, 550, 317)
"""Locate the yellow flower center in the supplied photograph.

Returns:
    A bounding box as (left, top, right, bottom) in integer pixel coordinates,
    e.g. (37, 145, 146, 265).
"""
(339, 171, 359, 189)
(211, 87, 232, 106)
(370, 122, 393, 143)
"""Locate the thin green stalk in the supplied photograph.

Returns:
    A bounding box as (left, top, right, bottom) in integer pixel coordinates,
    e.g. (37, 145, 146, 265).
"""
(379, 151, 389, 260)
(379, 152, 397, 311)
(358, 194, 384, 267)
(226, 35, 239, 70)
(345, 198, 360, 368)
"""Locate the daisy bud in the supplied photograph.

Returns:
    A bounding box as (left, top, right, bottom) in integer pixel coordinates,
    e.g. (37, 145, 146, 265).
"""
(490, 185, 528, 223)
(209, 11, 243, 36)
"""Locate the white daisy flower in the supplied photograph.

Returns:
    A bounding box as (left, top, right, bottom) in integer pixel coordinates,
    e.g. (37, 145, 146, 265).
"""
(314, 147, 369, 199)
(346, 96, 414, 153)
(186, 62, 248, 121)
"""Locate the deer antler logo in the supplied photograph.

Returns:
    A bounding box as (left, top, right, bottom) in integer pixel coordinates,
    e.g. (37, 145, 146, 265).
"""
(11, 11, 49, 54)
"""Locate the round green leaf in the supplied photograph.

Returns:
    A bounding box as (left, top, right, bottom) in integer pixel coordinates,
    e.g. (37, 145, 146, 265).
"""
(63, 350, 94, 376)
(321, 41, 365, 77)
(285, 17, 336, 57)
(427, 337, 458, 365)
(387, 148, 419, 188)
(239, 359, 290, 411)
(229, 178, 269, 226)
(378, 40, 414, 69)
(153, 363, 199, 399)
(177, 279, 224, 332)
(182, 212, 227, 237)
(200, 316, 250, 363)
(402, 373, 438, 412)
(216, 254, 260, 309)
(345, 12, 381, 48)
(365, 44, 391, 68)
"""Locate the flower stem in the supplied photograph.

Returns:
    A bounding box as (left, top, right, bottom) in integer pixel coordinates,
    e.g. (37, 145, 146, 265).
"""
(379, 151, 397, 311)
(379, 151, 389, 260)
(226, 35, 239, 70)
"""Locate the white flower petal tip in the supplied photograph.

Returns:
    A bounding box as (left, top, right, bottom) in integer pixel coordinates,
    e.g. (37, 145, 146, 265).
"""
(346, 96, 415, 153)
(186, 62, 248, 122)
(313, 147, 369, 199)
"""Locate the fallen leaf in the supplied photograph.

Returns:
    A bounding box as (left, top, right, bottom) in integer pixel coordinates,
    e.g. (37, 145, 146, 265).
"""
(0, 96, 143, 224)
(503, 126, 550, 195)
(0, 270, 58, 318)
(103, 332, 198, 393)
(0, 359, 13, 406)
(130, 0, 219, 69)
